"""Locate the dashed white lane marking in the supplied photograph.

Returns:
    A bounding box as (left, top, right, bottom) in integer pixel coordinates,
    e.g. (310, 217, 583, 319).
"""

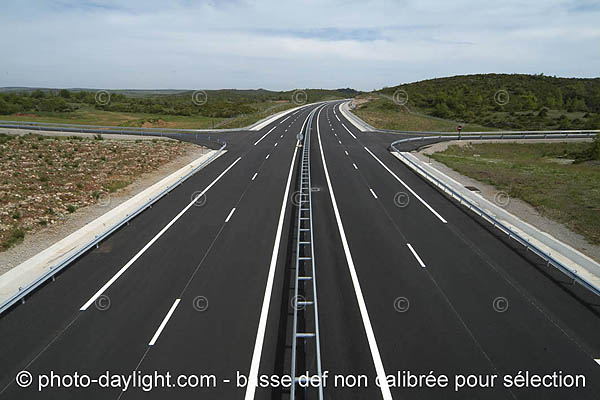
(245, 108, 315, 400)
(252, 172, 258, 181)
(279, 114, 292, 125)
(338, 140, 342, 145)
(363, 146, 447, 224)
(280, 134, 283, 138)
(341, 123, 357, 139)
(266, 154, 270, 159)
(353, 163, 358, 169)
(254, 126, 276, 146)
(274, 142, 278, 147)
(315, 107, 393, 400)
(225, 207, 236, 223)
(148, 299, 180, 346)
(80, 157, 242, 311)
(407, 243, 426, 268)
(370, 188, 378, 199)
(345, 150, 349, 156)
(595, 358, 600, 366)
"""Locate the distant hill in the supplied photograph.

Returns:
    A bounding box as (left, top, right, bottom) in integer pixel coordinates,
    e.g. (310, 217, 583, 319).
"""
(377, 74, 600, 129)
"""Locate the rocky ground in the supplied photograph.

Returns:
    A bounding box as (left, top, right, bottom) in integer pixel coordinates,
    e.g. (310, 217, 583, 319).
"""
(0, 133, 198, 251)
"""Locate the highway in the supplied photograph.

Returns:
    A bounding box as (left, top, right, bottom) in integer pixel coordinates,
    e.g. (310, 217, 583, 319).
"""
(1, 101, 599, 399)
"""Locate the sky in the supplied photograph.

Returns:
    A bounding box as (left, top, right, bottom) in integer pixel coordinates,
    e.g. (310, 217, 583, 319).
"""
(0, 0, 599, 91)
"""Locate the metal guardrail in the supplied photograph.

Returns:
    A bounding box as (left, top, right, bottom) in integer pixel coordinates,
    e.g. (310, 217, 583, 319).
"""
(0, 138, 227, 315)
(390, 135, 600, 297)
(0, 119, 238, 133)
(290, 105, 324, 400)
(390, 132, 598, 144)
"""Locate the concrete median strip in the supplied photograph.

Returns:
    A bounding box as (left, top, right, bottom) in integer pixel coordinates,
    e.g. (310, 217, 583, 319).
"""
(0, 148, 226, 312)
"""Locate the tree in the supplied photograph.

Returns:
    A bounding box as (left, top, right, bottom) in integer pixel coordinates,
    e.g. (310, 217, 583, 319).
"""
(59, 89, 71, 99)
(433, 102, 451, 118)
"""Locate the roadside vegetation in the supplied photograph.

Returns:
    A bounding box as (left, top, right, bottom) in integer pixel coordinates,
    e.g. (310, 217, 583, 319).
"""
(430, 136, 600, 244)
(352, 95, 492, 132)
(0, 88, 356, 129)
(353, 74, 600, 131)
(0, 133, 196, 251)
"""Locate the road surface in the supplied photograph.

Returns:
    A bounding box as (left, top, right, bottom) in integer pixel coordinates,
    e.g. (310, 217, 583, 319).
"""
(1, 102, 599, 399)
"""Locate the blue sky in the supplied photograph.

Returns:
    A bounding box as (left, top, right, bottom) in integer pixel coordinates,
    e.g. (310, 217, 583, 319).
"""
(0, 0, 599, 91)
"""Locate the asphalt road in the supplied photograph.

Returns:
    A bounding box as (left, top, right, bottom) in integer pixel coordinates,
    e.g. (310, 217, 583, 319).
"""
(0, 101, 599, 400)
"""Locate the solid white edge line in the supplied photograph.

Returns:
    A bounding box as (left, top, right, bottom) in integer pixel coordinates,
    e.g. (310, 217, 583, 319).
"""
(251, 172, 258, 181)
(225, 207, 236, 223)
(244, 109, 313, 400)
(370, 188, 378, 199)
(80, 157, 242, 311)
(406, 243, 426, 268)
(316, 107, 393, 400)
(336, 115, 340, 122)
(148, 298, 181, 346)
(363, 146, 448, 224)
(341, 123, 357, 139)
(594, 358, 600, 366)
(254, 126, 276, 146)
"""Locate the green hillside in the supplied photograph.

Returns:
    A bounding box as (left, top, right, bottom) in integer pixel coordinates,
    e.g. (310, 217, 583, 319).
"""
(375, 74, 600, 130)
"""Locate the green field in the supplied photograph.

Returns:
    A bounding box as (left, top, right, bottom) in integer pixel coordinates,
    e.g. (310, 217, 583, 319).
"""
(0, 88, 356, 129)
(430, 140, 600, 244)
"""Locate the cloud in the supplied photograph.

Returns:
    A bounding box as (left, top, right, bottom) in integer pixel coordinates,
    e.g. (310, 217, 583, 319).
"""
(0, 0, 598, 90)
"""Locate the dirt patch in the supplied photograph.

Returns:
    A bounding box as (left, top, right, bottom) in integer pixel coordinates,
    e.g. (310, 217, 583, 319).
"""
(0, 141, 209, 274)
(0, 133, 199, 252)
(141, 119, 167, 128)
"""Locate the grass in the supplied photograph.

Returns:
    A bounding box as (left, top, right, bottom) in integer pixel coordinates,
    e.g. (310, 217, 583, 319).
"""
(220, 102, 296, 128)
(2, 226, 25, 249)
(4, 105, 226, 129)
(431, 141, 600, 244)
(2, 100, 299, 130)
(351, 96, 494, 132)
(103, 180, 130, 193)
